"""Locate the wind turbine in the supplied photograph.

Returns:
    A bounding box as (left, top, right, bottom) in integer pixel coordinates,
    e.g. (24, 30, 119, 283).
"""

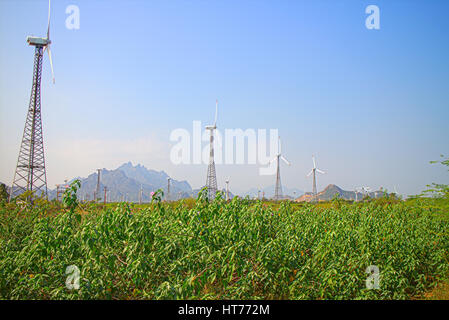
(10, 0, 55, 201)
(205, 100, 219, 200)
(271, 136, 291, 201)
(354, 187, 365, 202)
(361, 186, 371, 199)
(225, 178, 230, 201)
(307, 155, 325, 202)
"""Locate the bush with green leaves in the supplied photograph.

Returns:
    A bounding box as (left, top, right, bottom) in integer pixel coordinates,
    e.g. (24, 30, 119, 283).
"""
(0, 180, 448, 300)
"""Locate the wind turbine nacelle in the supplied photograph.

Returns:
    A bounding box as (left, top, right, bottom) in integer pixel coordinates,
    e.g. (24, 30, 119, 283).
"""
(27, 36, 50, 47)
(205, 125, 216, 130)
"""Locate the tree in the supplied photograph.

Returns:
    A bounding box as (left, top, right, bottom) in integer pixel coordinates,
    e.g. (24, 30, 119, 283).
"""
(423, 155, 449, 199)
(0, 183, 9, 202)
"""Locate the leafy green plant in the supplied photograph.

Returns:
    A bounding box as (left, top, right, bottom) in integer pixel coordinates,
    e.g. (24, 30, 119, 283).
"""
(423, 155, 449, 199)
(62, 180, 81, 212)
(0, 190, 448, 300)
(0, 183, 9, 203)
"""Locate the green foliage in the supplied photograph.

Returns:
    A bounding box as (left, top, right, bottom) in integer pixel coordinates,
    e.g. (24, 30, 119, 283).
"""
(422, 155, 449, 199)
(150, 189, 164, 203)
(1, 196, 449, 300)
(430, 154, 449, 170)
(62, 180, 81, 213)
(0, 184, 9, 203)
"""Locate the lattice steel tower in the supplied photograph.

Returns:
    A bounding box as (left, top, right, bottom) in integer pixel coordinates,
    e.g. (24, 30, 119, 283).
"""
(10, 0, 55, 200)
(274, 155, 283, 200)
(205, 100, 219, 200)
(273, 136, 291, 201)
(307, 155, 325, 202)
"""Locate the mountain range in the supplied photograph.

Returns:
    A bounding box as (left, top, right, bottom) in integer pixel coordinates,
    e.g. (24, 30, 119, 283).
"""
(295, 184, 384, 202)
(1, 164, 387, 202)
(53, 162, 193, 202)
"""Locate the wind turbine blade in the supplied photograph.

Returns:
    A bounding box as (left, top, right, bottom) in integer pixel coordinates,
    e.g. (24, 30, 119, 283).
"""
(281, 156, 291, 166)
(47, 45, 55, 84)
(312, 155, 316, 169)
(268, 156, 277, 164)
(47, 0, 51, 39)
(316, 169, 325, 174)
(214, 99, 218, 126)
(307, 169, 313, 177)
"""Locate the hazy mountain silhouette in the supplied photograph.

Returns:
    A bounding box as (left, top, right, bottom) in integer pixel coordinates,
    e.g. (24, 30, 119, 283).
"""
(295, 184, 384, 202)
(50, 162, 193, 202)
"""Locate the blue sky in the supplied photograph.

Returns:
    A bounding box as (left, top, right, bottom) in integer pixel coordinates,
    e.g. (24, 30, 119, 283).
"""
(1, 0, 448, 196)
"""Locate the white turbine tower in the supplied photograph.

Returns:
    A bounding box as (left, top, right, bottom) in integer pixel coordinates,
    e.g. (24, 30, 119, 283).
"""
(205, 100, 219, 200)
(393, 186, 401, 199)
(307, 155, 325, 202)
(271, 136, 291, 201)
(354, 187, 364, 202)
(361, 186, 372, 199)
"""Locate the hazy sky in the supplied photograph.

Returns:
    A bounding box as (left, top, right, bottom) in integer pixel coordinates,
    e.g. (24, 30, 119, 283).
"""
(1, 0, 448, 196)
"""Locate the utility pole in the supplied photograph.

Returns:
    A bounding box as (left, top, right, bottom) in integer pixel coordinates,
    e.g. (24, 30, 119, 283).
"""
(139, 184, 142, 204)
(56, 182, 70, 202)
(96, 169, 101, 203)
(167, 178, 171, 202)
(225, 179, 230, 201)
(55, 184, 61, 201)
(258, 190, 261, 200)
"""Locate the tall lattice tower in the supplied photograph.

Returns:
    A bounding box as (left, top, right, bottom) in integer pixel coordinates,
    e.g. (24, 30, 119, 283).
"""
(205, 100, 219, 200)
(10, 0, 55, 200)
(272, 137, 291, 201)
(307, 155, 325, 202)
(274, 155, 282, 200)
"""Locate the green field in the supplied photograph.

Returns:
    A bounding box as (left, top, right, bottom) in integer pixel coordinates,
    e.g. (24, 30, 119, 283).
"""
(1, 184, 448, 300)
